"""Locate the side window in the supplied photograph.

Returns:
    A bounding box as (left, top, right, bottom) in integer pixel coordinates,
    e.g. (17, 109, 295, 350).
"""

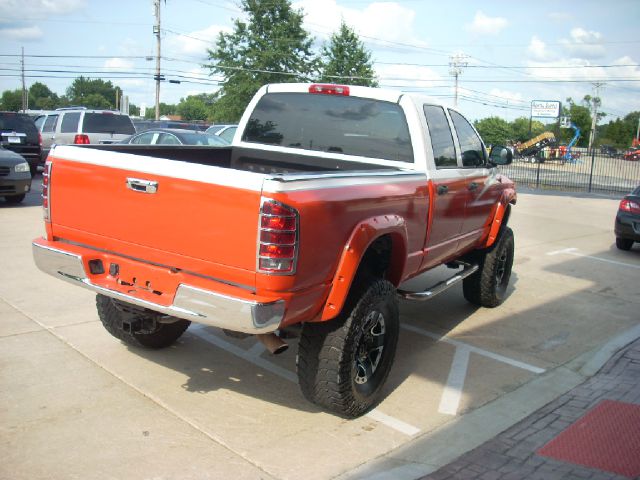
(60, 112, 81, 133)
(449, 110, 486, 167)
(423, 105, 457, 168)
(34, 116, 45, 130)
(42, 114, 58, 133)
(157, 133, 181, 145)
(130, 132, 156, 145)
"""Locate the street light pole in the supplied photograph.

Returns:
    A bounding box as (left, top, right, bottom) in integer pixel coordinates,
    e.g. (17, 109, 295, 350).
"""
(449, 52, 468, 108)
(154, 0, 162, 121)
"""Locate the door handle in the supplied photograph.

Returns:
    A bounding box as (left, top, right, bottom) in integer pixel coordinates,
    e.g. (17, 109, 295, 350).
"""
(437, 184, 449, 195)
(127, 178, 158, 194)
(468, 182, 479, 191)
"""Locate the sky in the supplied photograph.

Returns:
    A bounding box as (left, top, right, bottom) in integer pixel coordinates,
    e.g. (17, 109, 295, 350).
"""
(1, 0, 639, 123)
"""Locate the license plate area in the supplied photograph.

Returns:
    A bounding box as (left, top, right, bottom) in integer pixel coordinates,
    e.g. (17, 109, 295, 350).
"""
(85, 255, 180, 307)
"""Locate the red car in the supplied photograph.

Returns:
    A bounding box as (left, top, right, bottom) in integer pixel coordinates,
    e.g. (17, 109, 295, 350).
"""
(623, 147, 640, 161)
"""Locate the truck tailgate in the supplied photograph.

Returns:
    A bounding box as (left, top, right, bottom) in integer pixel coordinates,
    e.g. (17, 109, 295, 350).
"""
(48, 146, 264, 282)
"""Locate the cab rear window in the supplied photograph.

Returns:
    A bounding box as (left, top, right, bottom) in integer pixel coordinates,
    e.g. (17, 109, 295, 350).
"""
(82, 113, 135, 135)
(242, 92, 413, 163)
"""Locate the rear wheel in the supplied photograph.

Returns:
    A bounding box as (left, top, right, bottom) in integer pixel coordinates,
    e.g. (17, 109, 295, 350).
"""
(4, 194, 25, 204)
(463, 226, 514, 308)
(297, 277, 399, 417)
(96, 294, 190, 348)
(616, 237, 634, 251)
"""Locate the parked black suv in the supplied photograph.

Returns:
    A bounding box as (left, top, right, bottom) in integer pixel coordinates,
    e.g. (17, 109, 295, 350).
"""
(0, 112, 42, 177)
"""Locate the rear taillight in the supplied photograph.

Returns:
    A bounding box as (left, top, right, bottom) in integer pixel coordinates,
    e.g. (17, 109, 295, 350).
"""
(74, 134, 90, 144)
(258, 198, 299, 274)
(42, 161, 52, 221)
(619, 198, 640, 214)
(309, 84, 350, 96)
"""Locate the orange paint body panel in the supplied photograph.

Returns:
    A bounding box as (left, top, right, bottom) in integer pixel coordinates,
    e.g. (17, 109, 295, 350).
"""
(49, 157, 261, 286)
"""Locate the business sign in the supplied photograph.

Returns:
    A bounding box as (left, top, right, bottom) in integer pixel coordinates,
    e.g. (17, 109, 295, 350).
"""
(531, 100, 561, 118)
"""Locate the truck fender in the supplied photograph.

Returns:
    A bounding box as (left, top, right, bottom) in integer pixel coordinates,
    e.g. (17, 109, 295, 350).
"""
(320, 215, 408, 321)
(483, 189, 517, 249)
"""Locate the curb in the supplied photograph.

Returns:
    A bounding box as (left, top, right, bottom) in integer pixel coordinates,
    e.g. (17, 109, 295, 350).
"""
(338, 323, 640, 480)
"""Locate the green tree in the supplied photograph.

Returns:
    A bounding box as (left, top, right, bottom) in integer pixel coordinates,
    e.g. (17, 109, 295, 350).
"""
(144, 102, 176, 119)
(0, 89, 22, 111)
(176, 94, 215, 121)
(510, 117, 546, 142)
(319, 21, 377, 87)
(66, 76, 118, 108)
(206, 0, 317, 122)
(474, 117, 511, 145)
(29, 82, 60, 110)
(561, 98, 591, 147)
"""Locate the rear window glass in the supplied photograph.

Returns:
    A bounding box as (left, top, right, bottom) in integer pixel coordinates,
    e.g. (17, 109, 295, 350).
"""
(242, 92, 413, 163)
(0, 113, 38, 134)
(82, 113, 135, 135)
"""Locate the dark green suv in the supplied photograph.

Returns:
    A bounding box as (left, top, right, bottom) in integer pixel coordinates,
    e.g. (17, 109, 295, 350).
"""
(0, 112, 42, 177)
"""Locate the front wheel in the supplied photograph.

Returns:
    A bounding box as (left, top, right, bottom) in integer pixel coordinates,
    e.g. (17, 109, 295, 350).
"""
(463, 226, 515, 307)
(297, 278, 399, 417)
(96, 294, 190, 349)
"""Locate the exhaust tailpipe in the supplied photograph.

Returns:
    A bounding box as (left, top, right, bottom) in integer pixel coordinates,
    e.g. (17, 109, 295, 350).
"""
(257, 333, 288, 355)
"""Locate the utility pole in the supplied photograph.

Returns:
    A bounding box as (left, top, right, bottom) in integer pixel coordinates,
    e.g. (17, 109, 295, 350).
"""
(153, 0, 162, 121)
(21, 47, 28, 112)
(588, 82, 605, 151)
(449, 52, 468, 108)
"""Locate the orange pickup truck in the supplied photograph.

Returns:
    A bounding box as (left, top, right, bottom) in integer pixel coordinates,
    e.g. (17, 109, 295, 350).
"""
(33, 83, 516, 417)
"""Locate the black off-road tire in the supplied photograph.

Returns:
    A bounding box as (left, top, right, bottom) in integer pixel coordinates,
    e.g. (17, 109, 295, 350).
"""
(297, 278, 399, 417)
(96, 294, 190, 349)
(4, 194, 26, 204)
(616, 237, 634, 251)
(463, 226, 514, 308)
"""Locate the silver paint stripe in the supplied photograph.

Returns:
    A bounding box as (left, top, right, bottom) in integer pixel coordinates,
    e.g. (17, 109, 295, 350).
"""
(51, 145, 266, 191)
(52, 145, 427, 194)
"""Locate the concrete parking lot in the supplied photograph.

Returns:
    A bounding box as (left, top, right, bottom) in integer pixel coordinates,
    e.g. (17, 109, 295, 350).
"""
(1, 179, 638, 480)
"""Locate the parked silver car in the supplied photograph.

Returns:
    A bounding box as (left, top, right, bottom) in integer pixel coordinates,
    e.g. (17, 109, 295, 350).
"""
(205, 124, 237, 143)
(35, 108, 136, 162)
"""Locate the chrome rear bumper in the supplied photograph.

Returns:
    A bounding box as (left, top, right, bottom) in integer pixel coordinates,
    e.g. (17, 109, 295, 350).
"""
(32, 242, 284, 334)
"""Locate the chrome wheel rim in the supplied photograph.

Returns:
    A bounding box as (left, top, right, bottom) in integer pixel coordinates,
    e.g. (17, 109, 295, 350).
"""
(354, 311, 386, 385)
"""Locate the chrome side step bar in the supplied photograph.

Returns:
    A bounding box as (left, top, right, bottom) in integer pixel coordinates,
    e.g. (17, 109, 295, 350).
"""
(397, 261, 479, 301)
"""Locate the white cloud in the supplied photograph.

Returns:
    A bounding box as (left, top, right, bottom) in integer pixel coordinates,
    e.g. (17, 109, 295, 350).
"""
(0, 0, 86, 20)
(295, 0, 427, 51)
(103, 58, 135, 71)
(560, 28, 606, 59)
(0, 25, 43, 41)
(548, 12, 570, 22)
(166, 25, 230, 57)
(488, 88, 523, 104)
(375, 64, 442, 90)
(466, 11, 508, 36)
(528, 36, 549, 61)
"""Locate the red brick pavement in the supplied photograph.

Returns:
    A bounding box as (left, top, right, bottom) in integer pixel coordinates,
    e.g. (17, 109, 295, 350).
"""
(420, 338, 640, 480)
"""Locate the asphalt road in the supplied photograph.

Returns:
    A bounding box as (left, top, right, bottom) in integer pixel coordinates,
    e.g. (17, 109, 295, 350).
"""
(1, 178, 638, 480)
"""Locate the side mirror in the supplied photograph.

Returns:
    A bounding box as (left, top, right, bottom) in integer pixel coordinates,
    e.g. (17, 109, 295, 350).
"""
(489, 145, 513, 166)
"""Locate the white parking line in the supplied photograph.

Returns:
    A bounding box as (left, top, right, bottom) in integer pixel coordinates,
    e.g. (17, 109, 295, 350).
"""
(438, 346, 470, 415)
(190, 325, 296, 382)
(366, 410, 421, 436)
(402, 324, 546, 374)
(547, 247, 640, 269)
(190, 325, 421, 436)
(402, 323, 545, 416)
